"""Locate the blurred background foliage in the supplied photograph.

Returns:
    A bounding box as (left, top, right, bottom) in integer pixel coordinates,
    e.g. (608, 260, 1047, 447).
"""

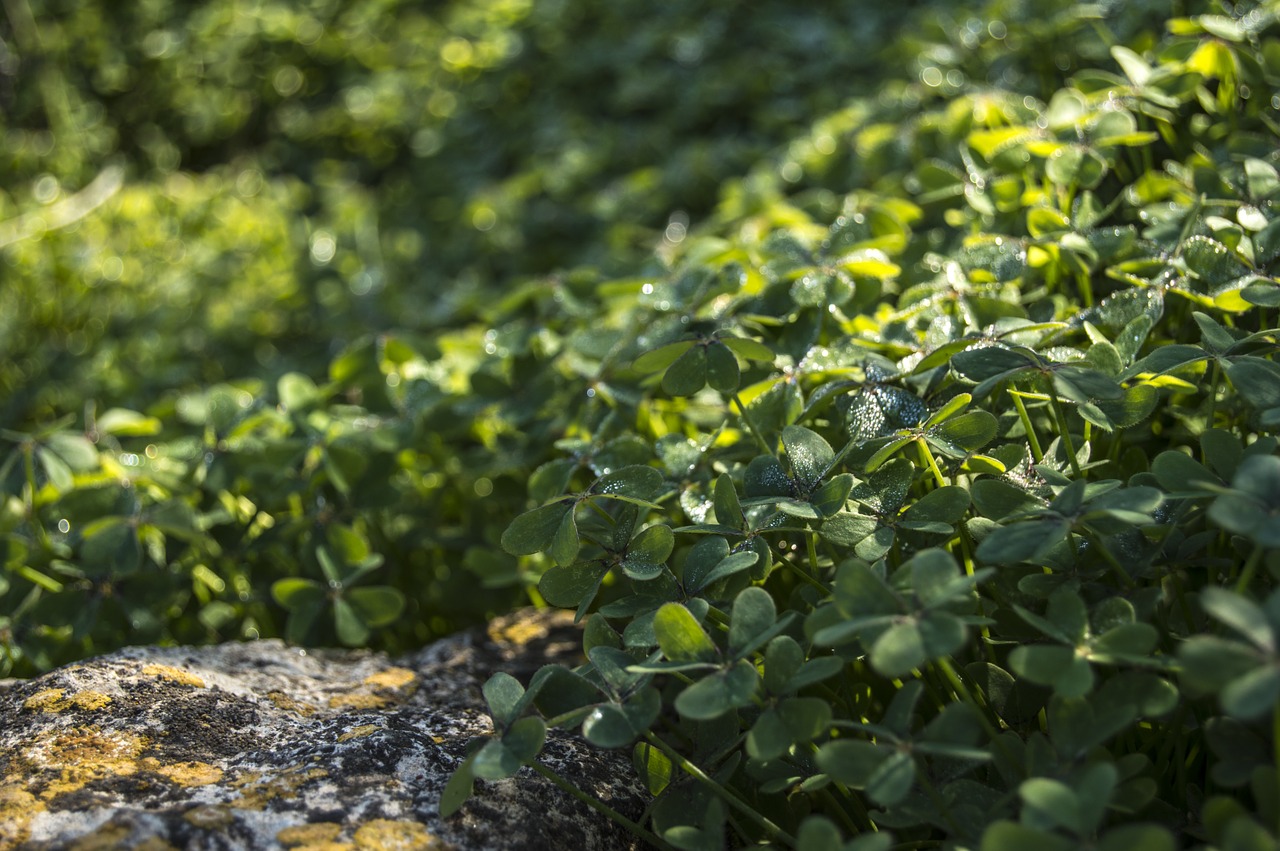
(0, 0, 1230, 675)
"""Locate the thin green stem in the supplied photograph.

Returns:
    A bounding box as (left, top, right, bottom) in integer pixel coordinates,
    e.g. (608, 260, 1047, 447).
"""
(1010, 392, 1044, 463)
(731, 392, 775, 458)
(1091, 534, 1137, 589)
(1235, 543, 1265, 594)
(529, 762, 674, 851)
(783, 556, 831, 595)
(916, 438, 948, 489)
(1043, 377, 1082, 477)
(644, 732, 797, 847)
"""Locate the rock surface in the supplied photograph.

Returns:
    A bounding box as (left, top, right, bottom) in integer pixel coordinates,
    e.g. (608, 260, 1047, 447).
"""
(0, 610, 648, 850)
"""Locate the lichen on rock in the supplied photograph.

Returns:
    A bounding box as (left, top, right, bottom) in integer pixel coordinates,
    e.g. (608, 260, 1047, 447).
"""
(0, 610, 646, 850)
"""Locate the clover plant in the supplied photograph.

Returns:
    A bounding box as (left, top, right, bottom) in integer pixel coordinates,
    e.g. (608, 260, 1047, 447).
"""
(3, 0, 1280, 849)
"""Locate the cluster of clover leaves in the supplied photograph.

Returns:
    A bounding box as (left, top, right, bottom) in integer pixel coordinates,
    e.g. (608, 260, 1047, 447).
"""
(441, 10, 1280, 851)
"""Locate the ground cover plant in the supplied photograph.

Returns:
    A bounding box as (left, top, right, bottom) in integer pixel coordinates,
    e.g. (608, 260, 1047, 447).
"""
(3, 0, 1280, 848)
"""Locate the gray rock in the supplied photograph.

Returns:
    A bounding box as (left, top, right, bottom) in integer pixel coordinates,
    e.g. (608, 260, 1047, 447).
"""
(0, 610, 648, 851)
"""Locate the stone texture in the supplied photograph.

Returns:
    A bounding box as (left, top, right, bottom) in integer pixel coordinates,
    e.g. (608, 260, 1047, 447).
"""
(0, 610, 647, 851)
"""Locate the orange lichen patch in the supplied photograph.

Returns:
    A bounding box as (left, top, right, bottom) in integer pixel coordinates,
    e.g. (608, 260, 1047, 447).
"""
(143, 759, 224, 787)
(22, 688, 113, 713)
(337, 724, 379, 742)
(140, 663, 206, 688)
(183, 804, 235, 830)
(0, 783, 44, 849)
(232, 766, 328, 810)
(327, 693, 390, 711)
(352, 819, 445, 850)
(277, 822, 349, 849)
(22, 726, 148, 799)
(66, 823, 177, 850)
(267, 691, 318, 716)
(363, 668, 416, 690)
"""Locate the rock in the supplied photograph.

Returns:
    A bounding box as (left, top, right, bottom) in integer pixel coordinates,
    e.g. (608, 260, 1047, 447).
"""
(0, 610, 648, 850)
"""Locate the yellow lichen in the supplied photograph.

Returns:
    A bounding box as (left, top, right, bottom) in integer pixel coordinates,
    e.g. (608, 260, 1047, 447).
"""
(148, 759, 224, 787)
(140, 663, 206, 688)
(337, 724, 379, 742)
(23, 726, 148, 800)
(352, 819, 445, 850)
(0, 783, 44, 849)
(22, 688, 113, 713)
(183, 804, 234, 830)
(487, 616, 548, 646)
(22, 688, 66, 712)
(70, 691, 113, 710)
(233, 767, 328, 810)
(327, 693, 390, 710)
(277, 822, 345, 847)
(267, 691, 318, 716)
(362, 668, 416, 690)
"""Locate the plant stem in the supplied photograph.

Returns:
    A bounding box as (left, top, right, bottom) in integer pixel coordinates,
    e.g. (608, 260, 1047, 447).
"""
(1043, 377, 1082, 477)
(529, 761, 674, 851)
(783, 557, 831, 595)
(1010, 392, 1044, 463)
(1235, 543, 1264, 594)
(916, 438, 948, 489)
(644, 732, 797, 847)
(731, 392, 775, 458)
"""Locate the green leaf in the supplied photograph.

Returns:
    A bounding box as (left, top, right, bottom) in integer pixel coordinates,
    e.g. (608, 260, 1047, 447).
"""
(271, 577, 326, 610)
(705, 341, 741, 392)
(333, 597, 370, 646)
(538, 562, 608, 608)
(1020, 777, 1082, 834)
(438, 758, 475, 818)
(980, 821, 1076, 851)
(674, 660, 759, 720)
(95, 408, 162, 437)
(634, 341, 695, 373)
(550, 508, 580, 567)
(712, 475, 744, 529)
(931, 410, 998, 452)
(663, 346, 708, 396)
(503, 716, 546, 761)
(782, 425, 835, 489)
(951, 346, 1036, 382)
(472, 738, 521, 780)
(346, 586, 405, 628)
(763, 636, 804, 694)
(501, 501, 574, 556)
(583, 688, 661, 748)
(655, 603, 717, 663)
(728, 587, 776, 656)
(483, 672, 526, 726)
(720, 336, 775, 362)
(594, 465, 664, 501)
